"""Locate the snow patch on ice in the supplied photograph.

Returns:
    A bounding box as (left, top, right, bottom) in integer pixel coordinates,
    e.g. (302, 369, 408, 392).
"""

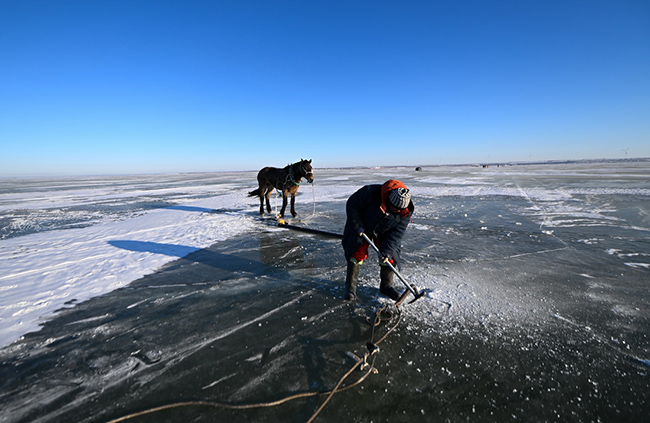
(624, 262, 650, 269)
(0, 193, 256, 348)
(577, 238, 603, 245)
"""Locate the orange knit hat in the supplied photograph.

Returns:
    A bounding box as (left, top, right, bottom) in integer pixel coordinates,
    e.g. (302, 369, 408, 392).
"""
(380, 179, 411, 216)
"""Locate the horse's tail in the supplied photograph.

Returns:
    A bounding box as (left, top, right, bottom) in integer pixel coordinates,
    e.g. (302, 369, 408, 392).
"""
(248, 188, 260, 197)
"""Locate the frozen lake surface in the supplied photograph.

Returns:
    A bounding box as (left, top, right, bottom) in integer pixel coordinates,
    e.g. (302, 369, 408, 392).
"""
(1, 161, 649, 422)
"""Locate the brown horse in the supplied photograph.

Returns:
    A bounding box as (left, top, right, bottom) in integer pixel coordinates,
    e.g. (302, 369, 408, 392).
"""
(248, 159, 314, 218)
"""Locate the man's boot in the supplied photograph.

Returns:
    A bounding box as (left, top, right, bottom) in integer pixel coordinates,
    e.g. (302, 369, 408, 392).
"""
(345, 261, 361, 301)
(380, 265, 402, 301)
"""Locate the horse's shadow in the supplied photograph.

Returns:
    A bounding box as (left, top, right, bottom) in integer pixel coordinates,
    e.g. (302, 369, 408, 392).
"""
(167, 205, 247, 215)
(107, 239, 269, 276)
(108, 240, 197, 257)
(167, 205, 216, 213)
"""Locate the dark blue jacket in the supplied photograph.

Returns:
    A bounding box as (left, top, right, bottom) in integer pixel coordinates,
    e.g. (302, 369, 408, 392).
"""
(342, 184, 414, 266)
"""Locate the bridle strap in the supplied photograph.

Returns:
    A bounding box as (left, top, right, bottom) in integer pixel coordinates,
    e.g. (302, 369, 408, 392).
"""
(301, 163, 314, 179)
(288, 164, 301, 186)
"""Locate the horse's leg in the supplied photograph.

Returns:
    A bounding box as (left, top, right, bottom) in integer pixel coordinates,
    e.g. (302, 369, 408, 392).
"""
(256, 171, 266, 216)
(264, 187, 273, 214)
(279, 190, 288, 218)
(290, 192, 297, 217)
(258, 191, 265, 216)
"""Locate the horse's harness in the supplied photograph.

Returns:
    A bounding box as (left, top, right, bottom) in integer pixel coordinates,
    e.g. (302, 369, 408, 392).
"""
(287, 162, 313, 187)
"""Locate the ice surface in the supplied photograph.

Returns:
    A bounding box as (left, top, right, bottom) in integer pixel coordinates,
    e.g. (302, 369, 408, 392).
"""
(0, 161, 648, 422)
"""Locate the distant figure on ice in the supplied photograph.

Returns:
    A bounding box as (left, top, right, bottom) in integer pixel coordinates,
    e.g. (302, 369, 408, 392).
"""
(342, 179, 414, 301)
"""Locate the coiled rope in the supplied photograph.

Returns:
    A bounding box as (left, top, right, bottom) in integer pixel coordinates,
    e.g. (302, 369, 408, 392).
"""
(105, 301, 403, 423)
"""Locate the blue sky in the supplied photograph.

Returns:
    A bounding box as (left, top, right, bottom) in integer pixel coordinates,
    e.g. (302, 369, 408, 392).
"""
(1, 0, 649, 176)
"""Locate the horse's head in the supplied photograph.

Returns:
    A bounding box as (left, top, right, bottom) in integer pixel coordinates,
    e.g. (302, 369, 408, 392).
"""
(300, 159, 314, 183)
